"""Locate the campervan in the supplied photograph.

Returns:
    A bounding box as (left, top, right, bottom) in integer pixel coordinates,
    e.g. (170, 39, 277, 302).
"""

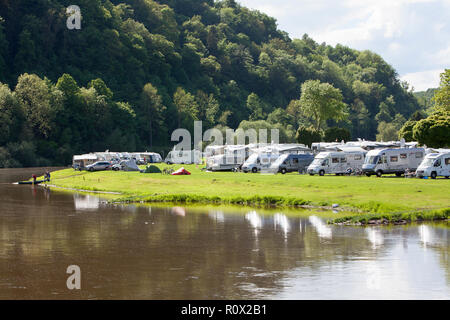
(73, 154, 98, 170)
(206, 145, 250, 171)
(362, 147, 425, 177)
(165, 150, 202, 165)
(270, 153, 315, 174)
(307, 150, 366, 176)
(416, 153, 450, 179)
(241, 153, 281, 173)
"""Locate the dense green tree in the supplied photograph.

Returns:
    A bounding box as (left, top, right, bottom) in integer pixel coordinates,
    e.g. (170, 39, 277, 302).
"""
(324, 127, 351, 143)
(298, 80, 348, 131)
(139, 83, 166, 147)
(413, 110, 450, 148)
(433, 69, 450, 111)
(295, 126, 322, 147)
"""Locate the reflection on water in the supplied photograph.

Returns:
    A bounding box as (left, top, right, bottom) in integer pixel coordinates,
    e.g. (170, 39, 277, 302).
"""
(0, 168, 449, 300)
(309, 216, 332, 239)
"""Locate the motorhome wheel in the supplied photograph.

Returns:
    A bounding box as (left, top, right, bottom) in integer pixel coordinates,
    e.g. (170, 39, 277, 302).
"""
(281, 168, 287, 174)
(252, 167, 258, 173)
(431, 172, 437, 179)
(376, 170, 383, 178)
(319, 170, 325, 176)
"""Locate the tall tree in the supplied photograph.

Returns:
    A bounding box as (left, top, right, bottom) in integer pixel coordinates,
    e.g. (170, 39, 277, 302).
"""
(298, 80, 348, 131)
(140, 83, 166, 147)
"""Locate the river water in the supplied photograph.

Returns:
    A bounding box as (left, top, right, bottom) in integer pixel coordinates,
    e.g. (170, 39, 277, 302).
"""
(0, 168, 448, 300)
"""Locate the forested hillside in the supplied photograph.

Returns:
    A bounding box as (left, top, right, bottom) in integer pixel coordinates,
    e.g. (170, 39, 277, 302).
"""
(0, 0, 424, 166)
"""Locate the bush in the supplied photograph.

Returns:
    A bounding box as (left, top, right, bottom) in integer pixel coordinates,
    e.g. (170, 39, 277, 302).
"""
(324, 127, 351, 142)
(296, 126, 322, 147)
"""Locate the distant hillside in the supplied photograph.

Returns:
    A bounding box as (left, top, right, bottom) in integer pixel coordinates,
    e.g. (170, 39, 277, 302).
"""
(0, 0, 423, 166)
(414, 88, 437, 113)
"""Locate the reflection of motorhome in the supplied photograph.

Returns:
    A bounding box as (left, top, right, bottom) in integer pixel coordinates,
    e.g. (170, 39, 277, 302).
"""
(307, 151, 366, 176)
(206, 145, 250, 171)
(165, 150, 202, 164)
(416, 152, 450, 179)
(362, 148, 425, 177)
(270, 153, 315, 174)
(241, 153, 280, 173)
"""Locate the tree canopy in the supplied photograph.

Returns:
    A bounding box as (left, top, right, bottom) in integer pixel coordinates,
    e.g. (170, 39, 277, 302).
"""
(0, 0, 432, 167)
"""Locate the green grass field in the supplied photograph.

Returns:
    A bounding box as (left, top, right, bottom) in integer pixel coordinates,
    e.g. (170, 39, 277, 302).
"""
(42, 164, 450, 222)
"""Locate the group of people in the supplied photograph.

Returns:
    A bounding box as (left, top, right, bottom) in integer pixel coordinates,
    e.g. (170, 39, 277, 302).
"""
(31, 170, 51, 184)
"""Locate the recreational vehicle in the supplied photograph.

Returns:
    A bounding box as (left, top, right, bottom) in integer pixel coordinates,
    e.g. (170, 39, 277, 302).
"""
(165, 150, 202, 165)
(416, 152, 450, 179)
(362, 147, 425, 177)
(270, 153, 315, 174)
(241, 153, 281, 173)
(307, 150, 366, 176)
(73, 154, 98, 170)
(206, 145, 250, 171)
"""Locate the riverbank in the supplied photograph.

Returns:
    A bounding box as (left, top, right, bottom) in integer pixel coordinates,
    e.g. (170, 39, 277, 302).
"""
(36, 164, 450, 224)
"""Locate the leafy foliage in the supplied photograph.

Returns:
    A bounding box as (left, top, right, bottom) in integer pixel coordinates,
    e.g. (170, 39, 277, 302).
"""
(0, 0, 428, 166)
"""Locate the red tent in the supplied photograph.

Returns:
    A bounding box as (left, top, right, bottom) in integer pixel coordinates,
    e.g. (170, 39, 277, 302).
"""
(171, 167, 191, 175)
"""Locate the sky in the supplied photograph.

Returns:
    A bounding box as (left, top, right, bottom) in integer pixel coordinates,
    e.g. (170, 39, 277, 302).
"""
(238, 0, 450, 91)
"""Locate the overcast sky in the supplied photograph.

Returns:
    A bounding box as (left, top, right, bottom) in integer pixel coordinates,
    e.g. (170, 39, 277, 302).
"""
(238, 0, 449, 91)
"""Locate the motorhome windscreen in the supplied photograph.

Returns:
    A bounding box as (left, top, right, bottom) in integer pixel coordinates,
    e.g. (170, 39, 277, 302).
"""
(365, 155, 379, 164)
(422, 158, 436, 166)
(244, 153, 259, 165)
(272, 154, 289, 166)
(311, 158, 325, 166)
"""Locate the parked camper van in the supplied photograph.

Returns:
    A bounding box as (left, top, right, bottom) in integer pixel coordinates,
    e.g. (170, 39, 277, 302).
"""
(307, 151, 366, 176)
(416, 153, 450, 179)
(270, 154, 315, 174)
(165, 150, 202, 165)
(206, 145, 250, 171)
(241, 153, 280, 173)
(362, 148, 425, 177)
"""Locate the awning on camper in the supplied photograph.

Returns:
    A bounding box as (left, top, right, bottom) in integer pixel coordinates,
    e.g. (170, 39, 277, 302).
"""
(73, 154, 97, 161)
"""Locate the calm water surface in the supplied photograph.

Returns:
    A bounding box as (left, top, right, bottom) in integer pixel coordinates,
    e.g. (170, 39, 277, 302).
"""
(0, 168, 448, 299)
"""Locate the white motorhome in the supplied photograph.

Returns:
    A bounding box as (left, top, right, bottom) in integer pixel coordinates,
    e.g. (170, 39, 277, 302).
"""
(241, 153, 281, 173)
(416, 153, 450, 179)
(362, 147, 425, 177)
(165, 150, 202, 165)
(307, 150, 366, 176)
(206, 145, 250, 171)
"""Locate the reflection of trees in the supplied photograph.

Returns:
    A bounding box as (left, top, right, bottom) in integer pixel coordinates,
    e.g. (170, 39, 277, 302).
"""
(0, 188, 448, 299)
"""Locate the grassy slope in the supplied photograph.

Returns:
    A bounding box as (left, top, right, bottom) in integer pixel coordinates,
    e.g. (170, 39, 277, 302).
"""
(44, 164, 450, 217)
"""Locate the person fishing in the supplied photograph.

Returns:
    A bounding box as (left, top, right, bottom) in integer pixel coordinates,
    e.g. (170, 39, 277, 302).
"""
(45, 170, 51, 182)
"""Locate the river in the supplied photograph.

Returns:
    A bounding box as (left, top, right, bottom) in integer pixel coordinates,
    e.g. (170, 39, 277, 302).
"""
(0, 168, 448, 299)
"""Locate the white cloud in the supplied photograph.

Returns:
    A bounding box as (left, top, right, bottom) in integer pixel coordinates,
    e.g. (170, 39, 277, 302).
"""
(400, 69, 442, 91)
(238, 0, 450, 91)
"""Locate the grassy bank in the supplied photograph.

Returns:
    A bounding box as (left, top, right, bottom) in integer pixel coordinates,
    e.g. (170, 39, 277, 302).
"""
(39, 164, 450, 222)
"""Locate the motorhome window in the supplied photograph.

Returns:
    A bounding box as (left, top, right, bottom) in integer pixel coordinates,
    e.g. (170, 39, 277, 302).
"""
(365, 156, 379, 164)
(390, 156, 398, 162)
(293, 158, 299, 164)
(340, 158, 347, 163)
(332, 158, 339, 164)
(400, 153, 407, 159)
(434, 159, 441, 167)
(415, 152, 423, 158)
(446, 158, 450, 165)
(322, 159, 329, 166)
